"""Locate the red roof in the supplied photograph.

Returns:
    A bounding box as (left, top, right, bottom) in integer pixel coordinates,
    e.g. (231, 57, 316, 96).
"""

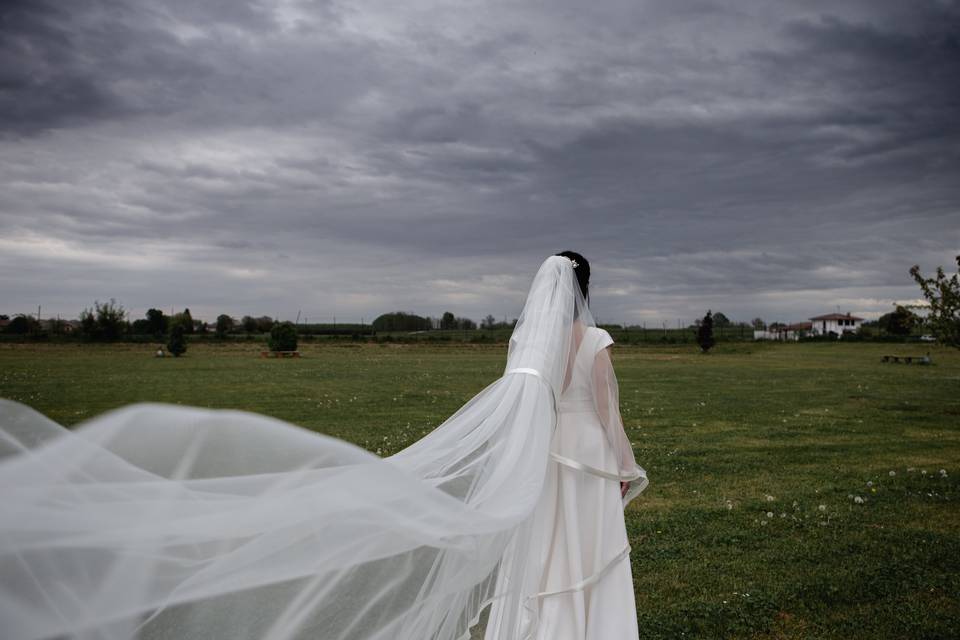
(809, 313, 863, 321)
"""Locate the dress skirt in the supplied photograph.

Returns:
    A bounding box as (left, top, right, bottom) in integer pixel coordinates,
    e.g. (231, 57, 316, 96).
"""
(533, 406, 640, 640)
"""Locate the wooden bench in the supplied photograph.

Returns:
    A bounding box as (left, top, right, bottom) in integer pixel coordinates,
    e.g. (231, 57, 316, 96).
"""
(260, 351, 301, 358)
(881, 354, 931, 365)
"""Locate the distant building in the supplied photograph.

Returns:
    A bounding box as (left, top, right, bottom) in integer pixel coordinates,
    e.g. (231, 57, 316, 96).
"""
(809, 313, 863, 337)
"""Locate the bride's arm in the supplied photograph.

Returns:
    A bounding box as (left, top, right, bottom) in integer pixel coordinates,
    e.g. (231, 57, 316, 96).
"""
(591, 343, 642, 485)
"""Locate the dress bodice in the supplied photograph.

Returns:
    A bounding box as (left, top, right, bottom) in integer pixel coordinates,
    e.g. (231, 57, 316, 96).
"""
(559, 326, 613, 414)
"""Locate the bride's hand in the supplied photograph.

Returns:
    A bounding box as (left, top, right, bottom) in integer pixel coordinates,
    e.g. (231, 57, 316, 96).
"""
(620, 481, 629, 498)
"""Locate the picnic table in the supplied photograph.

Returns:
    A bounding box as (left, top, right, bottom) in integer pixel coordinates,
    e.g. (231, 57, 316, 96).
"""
(881, 354, 931, 365)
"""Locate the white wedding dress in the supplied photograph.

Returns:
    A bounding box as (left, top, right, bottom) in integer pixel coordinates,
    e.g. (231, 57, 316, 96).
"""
(484, 324, 647, 640)
(0, 256, 647, 640)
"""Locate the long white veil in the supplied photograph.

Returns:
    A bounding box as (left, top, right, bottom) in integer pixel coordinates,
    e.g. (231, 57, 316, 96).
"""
(0, 255, 629, 640)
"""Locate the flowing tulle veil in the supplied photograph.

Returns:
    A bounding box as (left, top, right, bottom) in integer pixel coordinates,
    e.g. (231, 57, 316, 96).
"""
(0, 255, 631, 640)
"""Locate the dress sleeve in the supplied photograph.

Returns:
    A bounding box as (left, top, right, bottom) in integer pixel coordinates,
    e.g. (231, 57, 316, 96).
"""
(590, 329, 649, 503)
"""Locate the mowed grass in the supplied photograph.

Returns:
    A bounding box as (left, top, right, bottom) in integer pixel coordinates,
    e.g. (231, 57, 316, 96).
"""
(1, 340, 958, 639)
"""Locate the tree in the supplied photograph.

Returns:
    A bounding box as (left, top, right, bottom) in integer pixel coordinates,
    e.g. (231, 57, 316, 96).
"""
(269, 322, 298, 352)
(751, 317, 766, 330)
(167, 324, 187, 357)
(96, 299, 126, 339)
(80, 308, 97, 338)
(371, 312, 431, 332)
(215, 314, 234, 339)
(80, 299, 126, 340)
(712, 312, 732, 328)
(696, 310, 716, 352)
(482, 314, 496, 330)
(910, 255, 960, 348)
(6, 314, 38, 334)
(877, 305, 916, 336)
(255, 316, 275, 333)
(440, 311, 457, 330)
(180, 308, 195, 334)
(48, 317, 67, 335)
(146, 309, 167, 337)
(457, 317, 477, 330)
(242, 315, 258, 333)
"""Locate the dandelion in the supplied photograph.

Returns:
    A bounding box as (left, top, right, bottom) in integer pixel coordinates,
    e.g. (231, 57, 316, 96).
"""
(940, 469, 948, 476)
(766, 511, 773, 518)
(726, 503, 733, 510)
(818, 504, 826, 512)
(922, 470, 927, 475)
(765, 495, 776, 502)
(854, 496, 864, 504)
(866, 481, 873, 488)
(889, 470, 896, 477)
(780, 512, 786, 518)
(761, 520, 767, 526)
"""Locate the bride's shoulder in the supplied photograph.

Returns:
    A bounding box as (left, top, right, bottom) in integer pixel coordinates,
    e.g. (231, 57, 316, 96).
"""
(587, 326, 615, 350)
(592, 327, 613, 351)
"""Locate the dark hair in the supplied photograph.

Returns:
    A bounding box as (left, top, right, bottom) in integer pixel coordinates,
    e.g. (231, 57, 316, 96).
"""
(555, 250, 590, 302)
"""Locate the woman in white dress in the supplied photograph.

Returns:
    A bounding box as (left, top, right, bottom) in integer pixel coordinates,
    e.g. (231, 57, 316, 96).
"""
(0, 253, 646, 640)
(484, 251, 647, 640)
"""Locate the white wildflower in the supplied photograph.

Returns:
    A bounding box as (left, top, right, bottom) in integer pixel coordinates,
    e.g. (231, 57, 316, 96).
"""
(866, 481, 873, 487)
(766, 511, 773, 518)
(854, 496, 864, 504)
(765, 495, 776, 502)
(818, 504, 826, 512)
(889, 470, 896, 477)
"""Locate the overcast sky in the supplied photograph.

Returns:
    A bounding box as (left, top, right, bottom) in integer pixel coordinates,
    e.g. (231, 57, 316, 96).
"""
(1, 0, 958, 326)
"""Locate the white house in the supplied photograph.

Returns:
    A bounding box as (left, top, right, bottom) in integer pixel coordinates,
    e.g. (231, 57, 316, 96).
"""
(809, 313, 863, 337)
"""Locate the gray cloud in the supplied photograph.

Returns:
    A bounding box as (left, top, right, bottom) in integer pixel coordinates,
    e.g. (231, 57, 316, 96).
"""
(1, 0, 958, 325)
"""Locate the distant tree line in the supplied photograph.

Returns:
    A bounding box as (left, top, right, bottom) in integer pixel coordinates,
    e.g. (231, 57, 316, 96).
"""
(7, 254, 957, 350)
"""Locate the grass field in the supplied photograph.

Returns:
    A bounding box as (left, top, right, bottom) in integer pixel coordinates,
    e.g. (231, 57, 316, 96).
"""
(1, 341, 958, 639)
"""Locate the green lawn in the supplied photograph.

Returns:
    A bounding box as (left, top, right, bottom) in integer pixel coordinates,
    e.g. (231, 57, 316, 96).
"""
(1, 341, 958, 639)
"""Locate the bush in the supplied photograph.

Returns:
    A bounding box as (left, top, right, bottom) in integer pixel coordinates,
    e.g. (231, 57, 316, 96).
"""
(269, 322, 298, 352)
(167, 324, 187, 357)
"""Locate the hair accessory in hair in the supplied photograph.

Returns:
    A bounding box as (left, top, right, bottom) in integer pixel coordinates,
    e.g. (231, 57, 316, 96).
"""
(569, 259, 579, 268)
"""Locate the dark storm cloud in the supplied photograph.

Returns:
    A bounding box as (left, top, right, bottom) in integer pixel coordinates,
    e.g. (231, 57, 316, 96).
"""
(0, 0, 957, 325)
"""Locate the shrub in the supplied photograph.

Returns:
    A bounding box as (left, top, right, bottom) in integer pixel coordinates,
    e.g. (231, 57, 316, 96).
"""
(269, 322, 298, 352)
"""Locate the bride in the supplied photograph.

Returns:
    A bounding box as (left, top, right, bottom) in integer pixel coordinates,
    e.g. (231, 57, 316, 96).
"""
(0, 252, 647, 640)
